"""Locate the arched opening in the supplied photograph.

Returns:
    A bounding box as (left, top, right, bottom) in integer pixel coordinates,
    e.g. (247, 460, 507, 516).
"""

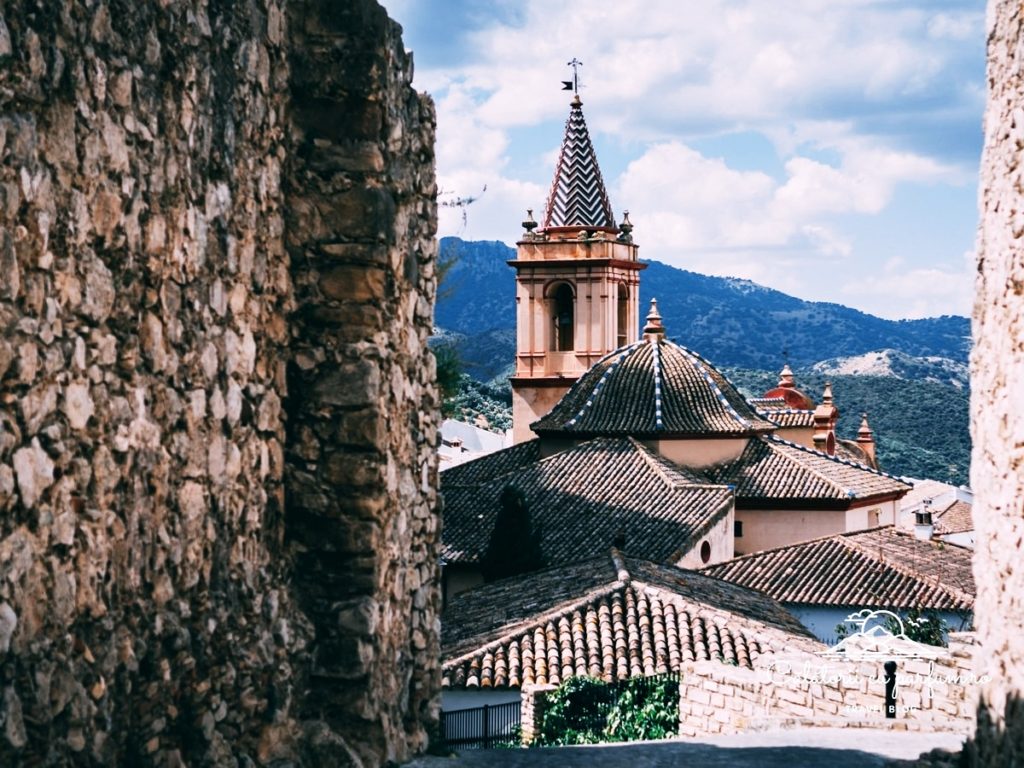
(826, 432, 835, 456)
(550, 282, 575, 351)
(700, 540, 712, 564)
(616, 283, 629, 347)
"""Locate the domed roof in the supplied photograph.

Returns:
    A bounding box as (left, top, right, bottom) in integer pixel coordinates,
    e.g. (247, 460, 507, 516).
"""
(762, 364, 815, 410)
(533, 304, 776, 438)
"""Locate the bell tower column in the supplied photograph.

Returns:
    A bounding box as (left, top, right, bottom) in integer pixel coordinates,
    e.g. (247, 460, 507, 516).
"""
(509, 94, 644, 443)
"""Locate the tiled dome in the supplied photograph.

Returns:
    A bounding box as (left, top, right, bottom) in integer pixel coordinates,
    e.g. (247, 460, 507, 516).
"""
(532, 302, 776, 438)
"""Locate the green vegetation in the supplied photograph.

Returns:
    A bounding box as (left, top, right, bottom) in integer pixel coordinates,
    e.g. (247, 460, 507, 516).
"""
(434, 237, 970, 371)
(433, 342, 463, 416)
(884, 608, 950, 647)
(442, 373, 512, 431)
(535, 675, 679, 746)
(725, 368, 970, 485)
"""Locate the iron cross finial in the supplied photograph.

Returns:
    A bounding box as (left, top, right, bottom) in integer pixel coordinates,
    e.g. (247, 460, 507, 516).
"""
(567, 57, 582, 93)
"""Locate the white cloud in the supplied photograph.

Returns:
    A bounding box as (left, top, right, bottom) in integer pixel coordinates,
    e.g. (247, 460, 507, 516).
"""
(838, 254, 974, 320)
(927, 11, 984, 42)
(614, 137, 956, 260)
(409, 0, 980, 318)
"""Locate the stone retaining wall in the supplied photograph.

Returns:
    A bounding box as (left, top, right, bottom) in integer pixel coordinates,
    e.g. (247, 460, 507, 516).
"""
(679, 634, 978, 737)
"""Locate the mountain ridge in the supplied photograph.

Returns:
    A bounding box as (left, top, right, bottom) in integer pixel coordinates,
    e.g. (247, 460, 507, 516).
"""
(436, 237, 970, 376)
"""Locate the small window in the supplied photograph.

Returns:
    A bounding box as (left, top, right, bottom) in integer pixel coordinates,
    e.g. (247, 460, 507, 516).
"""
(734, 520, 743, 538)
(868, 509, 880, 527)
(700, 540, 712, 564)
(616, 283, 629, 347)
(550, 283, 575, 352)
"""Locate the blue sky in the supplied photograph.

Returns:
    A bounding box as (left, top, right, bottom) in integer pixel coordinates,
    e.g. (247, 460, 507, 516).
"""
(386, 0, 984, 320)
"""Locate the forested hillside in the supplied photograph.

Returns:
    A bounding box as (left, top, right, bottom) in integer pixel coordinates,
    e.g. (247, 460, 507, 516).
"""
(436, 237, 970, 374)
(435, 237, 972, 486)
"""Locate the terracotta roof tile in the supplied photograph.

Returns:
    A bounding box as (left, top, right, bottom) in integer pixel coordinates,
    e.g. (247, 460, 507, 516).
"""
(533, 339, 777, 437)
(440, 439, 540, 487)
(749, 397, 788, 409)
(760, 409, 816, 428)
(705, 435, 910, 504)
(442, 553, 818, 689)
(701, 526, 974, 612)
(441, 437, 731, 564)
(935, 500, 973, 535)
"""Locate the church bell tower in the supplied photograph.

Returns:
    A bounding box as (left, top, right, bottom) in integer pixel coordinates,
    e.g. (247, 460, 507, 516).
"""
(509, 94, 644, 442)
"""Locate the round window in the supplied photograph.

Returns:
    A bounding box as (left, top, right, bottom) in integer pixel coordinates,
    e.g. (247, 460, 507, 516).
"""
(700, 540, 712, 564)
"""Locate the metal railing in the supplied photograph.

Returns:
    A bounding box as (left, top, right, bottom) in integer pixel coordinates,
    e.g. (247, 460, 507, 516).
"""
(440, 701, 521, 750)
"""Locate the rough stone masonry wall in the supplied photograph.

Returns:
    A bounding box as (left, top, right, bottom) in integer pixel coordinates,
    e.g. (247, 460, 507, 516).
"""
(0, 0, 438, 765)
(285, 1, 440, 764)
(968, 1, 1024, 766)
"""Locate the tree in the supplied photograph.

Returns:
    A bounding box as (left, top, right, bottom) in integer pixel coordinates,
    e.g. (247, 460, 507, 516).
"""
(433, 342, 462, 417)
(884, 608, 949, 648)
(480, 485, 545, 581)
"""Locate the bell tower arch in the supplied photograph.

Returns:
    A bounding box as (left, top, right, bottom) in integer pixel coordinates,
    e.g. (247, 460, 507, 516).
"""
(509, 94, 645, 442)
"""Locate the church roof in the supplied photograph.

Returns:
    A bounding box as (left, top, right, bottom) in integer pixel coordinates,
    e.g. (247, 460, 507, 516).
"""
(441, 436, 732, 565)
(541, 95, 617, 230)
(762, 364, 816, 410)
(704, 435, 911, 506)
(759, 409, 816, 428)
(440, 438, 541, 488)
(701, 526, 974, 611)
(531, 337, 777, 438)
(442, 551, 818, 689)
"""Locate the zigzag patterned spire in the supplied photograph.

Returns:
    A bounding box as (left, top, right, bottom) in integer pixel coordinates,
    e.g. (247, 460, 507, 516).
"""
(542, 95, 616, 229)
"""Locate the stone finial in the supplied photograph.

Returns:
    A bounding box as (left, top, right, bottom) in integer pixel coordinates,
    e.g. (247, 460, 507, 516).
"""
(619, 211, 633, 233)
(643, 298, 665, 339)
(521, 208, 537, 234)
(571, 93, 582, 109)
(821, 381, 834, 405)
(617, 210, 634, 242)
(856, 412, 877, 467)
(778, 363, 795, 388)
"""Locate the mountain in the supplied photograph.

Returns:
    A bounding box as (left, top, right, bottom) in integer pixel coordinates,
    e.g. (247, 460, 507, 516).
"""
(434, 237, 972, 485)
(810, 349, 969, 390)
(435, 237, 971, 375)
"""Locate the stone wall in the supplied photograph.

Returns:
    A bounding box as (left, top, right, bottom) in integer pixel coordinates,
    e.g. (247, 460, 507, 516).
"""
(0, 0, 438, 765)
(520, 637, 977, 744)
(968, 1, 1024, 765)
(678, 635, 978, 737)
(520, 683, 556, 744)
(285, 1, 441, 764)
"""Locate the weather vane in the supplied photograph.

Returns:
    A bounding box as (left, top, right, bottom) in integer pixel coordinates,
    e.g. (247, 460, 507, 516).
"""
(562, 57, 582, 94)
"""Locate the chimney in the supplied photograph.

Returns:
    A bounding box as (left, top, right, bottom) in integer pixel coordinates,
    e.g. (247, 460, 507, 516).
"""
(856, 412, 877, 467)
(914, 500, 934, 541)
